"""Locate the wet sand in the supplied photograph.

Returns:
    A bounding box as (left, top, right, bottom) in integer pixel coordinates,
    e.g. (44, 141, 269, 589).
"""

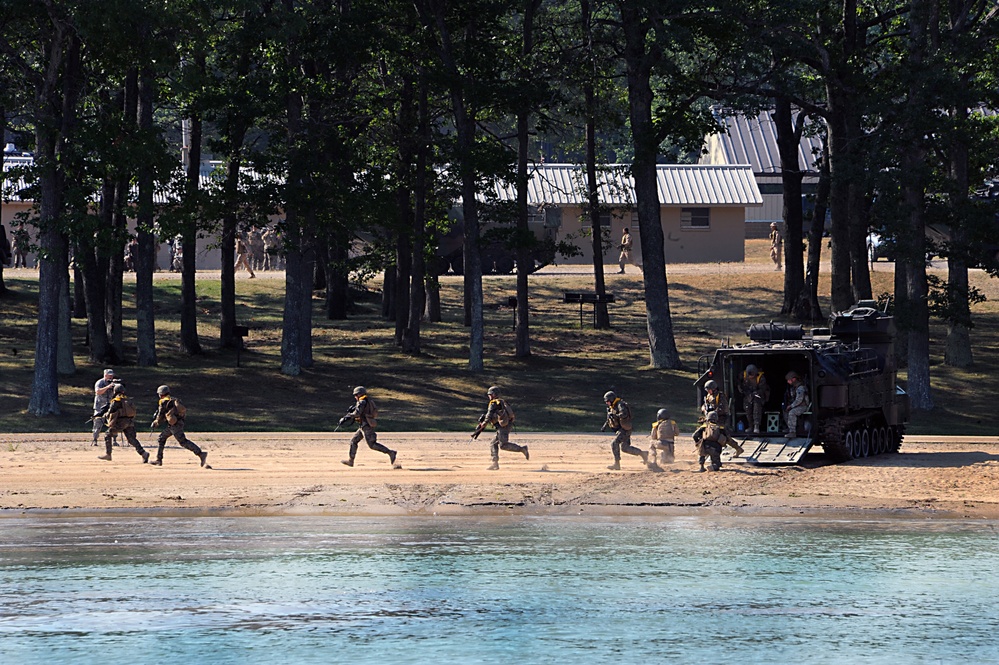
(1, 433, 997, 519)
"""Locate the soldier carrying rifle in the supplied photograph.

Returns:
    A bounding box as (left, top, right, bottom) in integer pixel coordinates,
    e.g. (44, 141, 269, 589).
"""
(471, 386, 528, 471)
(338, 386, 398, 468)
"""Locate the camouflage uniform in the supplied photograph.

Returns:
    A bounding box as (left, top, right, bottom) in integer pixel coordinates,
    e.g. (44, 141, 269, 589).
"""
(692, 417, 731, 471)
(98, 390, 149, 463)
(740, 367, 769, 434)
(262, 227, 281, 270)
(701, 388, 729, 421)
(482, 392, 527, 470)
(784, 373, 810, 436)
(342, 389, 396, 467)
(604, 393, 647, 470)
(770, 223, 783, 270)
(649, 414, 679, 466)
(151, 387, 207, 467)
(248, 227, 265, 271)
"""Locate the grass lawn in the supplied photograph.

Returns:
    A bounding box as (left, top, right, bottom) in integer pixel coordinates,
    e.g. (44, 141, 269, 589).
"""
(1, 239, 996, 435)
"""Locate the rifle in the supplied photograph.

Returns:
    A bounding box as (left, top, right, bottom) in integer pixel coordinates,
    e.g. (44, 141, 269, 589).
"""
(334, 404, 358, 432)
(468, 416, 487, 442)
(85, 403, 111, 425)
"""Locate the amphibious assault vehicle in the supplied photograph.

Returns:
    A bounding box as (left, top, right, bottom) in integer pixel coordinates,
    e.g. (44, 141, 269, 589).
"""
(695, 300, 909, 465)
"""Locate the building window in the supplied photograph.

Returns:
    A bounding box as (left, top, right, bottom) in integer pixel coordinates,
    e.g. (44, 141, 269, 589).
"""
(681, 207, 710, 230)
(631, 211, 640, 232)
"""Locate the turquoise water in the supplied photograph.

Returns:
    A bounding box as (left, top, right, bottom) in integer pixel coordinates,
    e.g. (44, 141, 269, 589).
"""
(1, 516, 997, 664)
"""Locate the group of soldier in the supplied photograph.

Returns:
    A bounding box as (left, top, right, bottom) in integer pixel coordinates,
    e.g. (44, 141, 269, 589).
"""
(90, 368, 209, 469)
(88, 367, 808, 475)
(234, 226, 283, 278)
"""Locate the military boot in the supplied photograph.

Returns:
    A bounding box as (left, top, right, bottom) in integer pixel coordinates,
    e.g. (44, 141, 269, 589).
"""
(341, 458, 354, 467)
(731, 442, 744, 457)
(97, 454, 112, 461)
(522, 445, 529, 461)
(487, 461, 500, 470)
(607, 460, 621, 471)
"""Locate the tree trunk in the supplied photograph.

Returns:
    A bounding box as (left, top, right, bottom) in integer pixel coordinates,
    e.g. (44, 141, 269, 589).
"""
(105, 71, 135, 364)
(583, 0, 610, 329)
(773, 100, 805, 315)
(403, 74, 430, 354)
(796, 137, 828, 322)
(57, 237, 75, 375)
(281, 216, 305, 376)
(425, 275, 441, 323)
(29, 127, 63, 415)
(944, 107, 973, 368)
(134, 67, 157, 367)
(220, 157, 240, 349)
(180, 110, 202, 355)
(620, 4, 681, 368)
(824, 102, 853, 311)
(79, 220, 109, 363)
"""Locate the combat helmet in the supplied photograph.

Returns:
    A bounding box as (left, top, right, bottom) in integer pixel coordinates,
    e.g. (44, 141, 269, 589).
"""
(111, 382, 126, 396)
(704, 380, 718, 391)
(487, 386, 500, 397)
(705, 410, 719, 423)
(353, 386, 366, 396)
(657, 408, 670, 421)
(785, 371, 799, 382)
(603, 391, 617, 402)
(156, 385, 170, 396)
(745, 364, 758, 376)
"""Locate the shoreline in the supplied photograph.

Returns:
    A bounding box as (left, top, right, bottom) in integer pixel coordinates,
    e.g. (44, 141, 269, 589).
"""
(2, 433, 998, 520)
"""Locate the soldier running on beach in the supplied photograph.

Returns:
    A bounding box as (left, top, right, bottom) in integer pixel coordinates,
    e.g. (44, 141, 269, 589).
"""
(648, 408, 679, 468)
(97, 383, 150, 464)
(602, 391, 648, 470)
(691, 411, 731, 472)
(150, 385, 209, 468)
(339, 386, 398, 468)
(471, 386, 528, 471)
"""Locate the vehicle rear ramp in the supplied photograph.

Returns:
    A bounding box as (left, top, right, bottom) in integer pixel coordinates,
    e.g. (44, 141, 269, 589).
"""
(722, 436, 815, 465)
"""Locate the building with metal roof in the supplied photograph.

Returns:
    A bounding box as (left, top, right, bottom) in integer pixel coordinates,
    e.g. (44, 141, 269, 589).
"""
(486, 163, 762, 265)
(700, 109, 825, 236)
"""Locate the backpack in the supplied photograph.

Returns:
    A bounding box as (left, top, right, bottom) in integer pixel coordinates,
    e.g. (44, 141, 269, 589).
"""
(362, 397, 378, 428)
(497, 400, 515, 427)
(120, 397, 137, 419)
(166, 398, 187, 425)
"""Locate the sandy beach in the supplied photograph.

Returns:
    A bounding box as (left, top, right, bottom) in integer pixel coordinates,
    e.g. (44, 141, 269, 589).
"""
(2, 432, 997, 519)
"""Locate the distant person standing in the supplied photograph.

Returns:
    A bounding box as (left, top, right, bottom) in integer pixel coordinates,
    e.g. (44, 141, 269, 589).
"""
(11, 223, 30, 268)
(602, 390, 647, 470)
(97, 383, 150, 464)
(471, 386, 528, 471)
(91, 368, 117, 446)
(769, 222, 783, 271)
(150, 385, 209, 467)
(338, 386, 398, 468)
(234, 233, 256, 278)
(262, 226, 282, 270)
(618, 227, 633, 274)
(648, 408, 679, 468)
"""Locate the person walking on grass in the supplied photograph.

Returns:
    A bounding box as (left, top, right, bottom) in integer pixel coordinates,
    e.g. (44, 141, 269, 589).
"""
(471, 386, 528, 471)
(234, 233, 256, 278)
(339, 386, 398, 468)
(97, 383, 150, 464)
(618, 227, 633, 273)
(150, 385, 209, 468)
(602, 390, 648, 470)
